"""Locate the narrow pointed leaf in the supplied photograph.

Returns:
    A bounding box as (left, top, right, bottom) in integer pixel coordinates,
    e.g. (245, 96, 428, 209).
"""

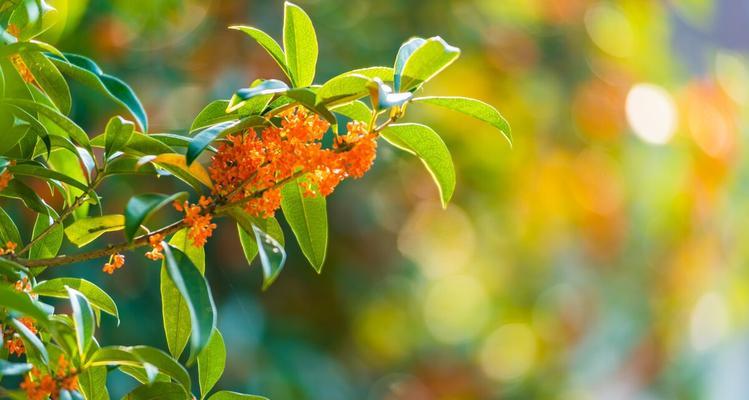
(280, 178, 327, 272)
(35, 278, 118, 322)
(229, 26, 291, 82)
(252, 224, 286, 290)
(412, 96, 512, 144)
(394, 37, 426, 91)
(198, 329, 226, 399)
(283, 1, 318, 87)
(66, 287, 95, 357)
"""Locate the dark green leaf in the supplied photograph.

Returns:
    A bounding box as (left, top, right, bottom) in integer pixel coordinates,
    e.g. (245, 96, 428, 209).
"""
(0, 179, 47, 213)
(198, 329, 226, 399)
(280, 178, 327, 272)
(1, 98, 90, 150)
(231, 208, 284, 267)
(49, 53, 148, 131)
(130, 346, 191, 394)
(283, 1, 318, 87)
(123, 382, 187, 400)
(162, 244, 216, 363)
(412, 96, 512, 144)
(124, 192, 187, 241)
(104, 116, 135, 157)
(0, 286, 48, 322)
(66, 287, 95, 357)
(381, 123, 456, 207)
(186, 116, 266, 165)
(0, 207, 22, 245)
(9, 163, 89, 191)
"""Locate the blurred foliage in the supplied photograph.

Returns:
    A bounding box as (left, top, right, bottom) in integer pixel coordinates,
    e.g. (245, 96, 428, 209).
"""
(7, 0, 749, 399)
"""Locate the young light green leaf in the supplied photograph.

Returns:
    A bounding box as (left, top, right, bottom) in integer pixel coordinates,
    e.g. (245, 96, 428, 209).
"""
(124, 192, 187, 242)
(331, 100, 372, 122)
(412, 96, 512, 145)
(398, 36, 460, 92)
(316, 74, 370, 106)
(29, 205, 63, 261)
(35, 278, 118, 322)
(393, 37, 426, 91)
(283, 1, 318, 87)
(161, 229, 205, 359)
(20, 50, 71, 114)
(198, 329, 226, 399)
(380, 123, 456, 207)
(162, 244, 216, 364)
(209, 391, 269, 400)
(252, 224, 287, 290)
(49, 53, 148, 132)
(66, 287, 95, 357)
(64, 214, 125, 247)
(280, 178, 327, 272)
(104, 116, 135, 157)
(229, 26, 291, 82)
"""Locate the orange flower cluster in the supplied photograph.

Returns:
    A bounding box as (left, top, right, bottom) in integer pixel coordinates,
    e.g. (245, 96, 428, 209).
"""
(6, 25, 35, 85)
(209, 108, 378, 218)
(0, 240, 17, 256)
(0, 169, 12, 192)
(3, 317, 37, 356)
(173, 196, 216, 247)
(14, 276, 32, 293)
(145, 233, 165, 260)
(102, 253, 125, 274)
(21, 355, 78, 400)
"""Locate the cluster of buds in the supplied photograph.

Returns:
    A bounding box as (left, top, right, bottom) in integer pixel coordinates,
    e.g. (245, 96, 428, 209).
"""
(209, 107, 378, 218)
(145, 233, 165, 260)
(20, 355, 79, 400)
(173, 196, 216, 247)
(102, 253, 125, 274)
(0, 241, 17, 256)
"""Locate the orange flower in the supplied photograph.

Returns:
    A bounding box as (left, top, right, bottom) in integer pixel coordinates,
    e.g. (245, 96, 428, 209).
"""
(102, 253, 125, 274)
(145, 233, 165, 260)
(0, 240, 17, 256)
(208, 107, 378, 218)
(21, 355, 78, 400)
(14, 277, 31, 293)
(174, 198, 217, 247)
(3, 317, 37, 356)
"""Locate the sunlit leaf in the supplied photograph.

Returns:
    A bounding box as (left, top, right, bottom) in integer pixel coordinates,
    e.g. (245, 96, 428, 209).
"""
(280, 177, 327, 272)
(66, 286, 95, 357)
(229, 25, 291, 82)
(104, 116, 135, 157)
(398, 36, 460, 92)
(198, 328, 226, 399)
(283, 1, 317, 87)
(412, 96, 512, 145)
(63, 214, 125, 247)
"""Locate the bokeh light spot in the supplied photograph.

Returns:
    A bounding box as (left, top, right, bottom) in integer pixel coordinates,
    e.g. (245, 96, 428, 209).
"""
(478, 323, 537, 381)
(690, 292, 730, 352)
(625, 83, 677, 145)
(584, 4, 634, 58)
(715, 52, 749, 105)
(423, 275, 489, 344)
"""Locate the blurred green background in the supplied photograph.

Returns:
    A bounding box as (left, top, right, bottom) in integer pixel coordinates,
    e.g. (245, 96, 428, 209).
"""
(24, 0, 749, 398)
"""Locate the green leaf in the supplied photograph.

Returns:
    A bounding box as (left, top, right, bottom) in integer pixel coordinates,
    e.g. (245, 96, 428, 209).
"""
(285, 88, 337, 128)
(230, 209, 284, 267)
(129, 346, 191, 394)
(162, 244, 216, 364)
(316, 74, 370, 106)
(331, 100, 372, 122)
(252, 224, 287, 290)
(124, 192, 187, 242)
(283, 1, 318, 87)
(123, 382, 187, 400)
(67, 287, 95, 357)
(0, 207, 22, 245)
(29, 205, 63, 261)
(0, 286, 48, 322)
(47, 148, 90, 220)
(186, 116, 266, 165)
(34, 278, 118, 322)
(280, 178, 327, 272)
(77, 365, 109, 400)
(8, 163, 89, 191)
(412, 96, 512, 145)
(20, 50, 71, 114)
(0, 257, 28, 281)
(11, 317, 48, 364)
(198, 329, 226, 399)
(64, 214, 125, 247)
(1, 179, 47, 213)
(229, 26, 291, 82)
(119, 365, 169, 385)
(209, 391, 268, 400)
(161, 229, 204, 359)
(1, 98, 90, 150)
(0, 359, 32, 375)
(104, 116, 135, 157)
(227, 79, 288, 113)
(381, 123, 456, 207)
(398, 36, 460, 92)
(393, 37, 426, 91)
(49, 53, 148, 132)
(191, 100, 236, 132)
